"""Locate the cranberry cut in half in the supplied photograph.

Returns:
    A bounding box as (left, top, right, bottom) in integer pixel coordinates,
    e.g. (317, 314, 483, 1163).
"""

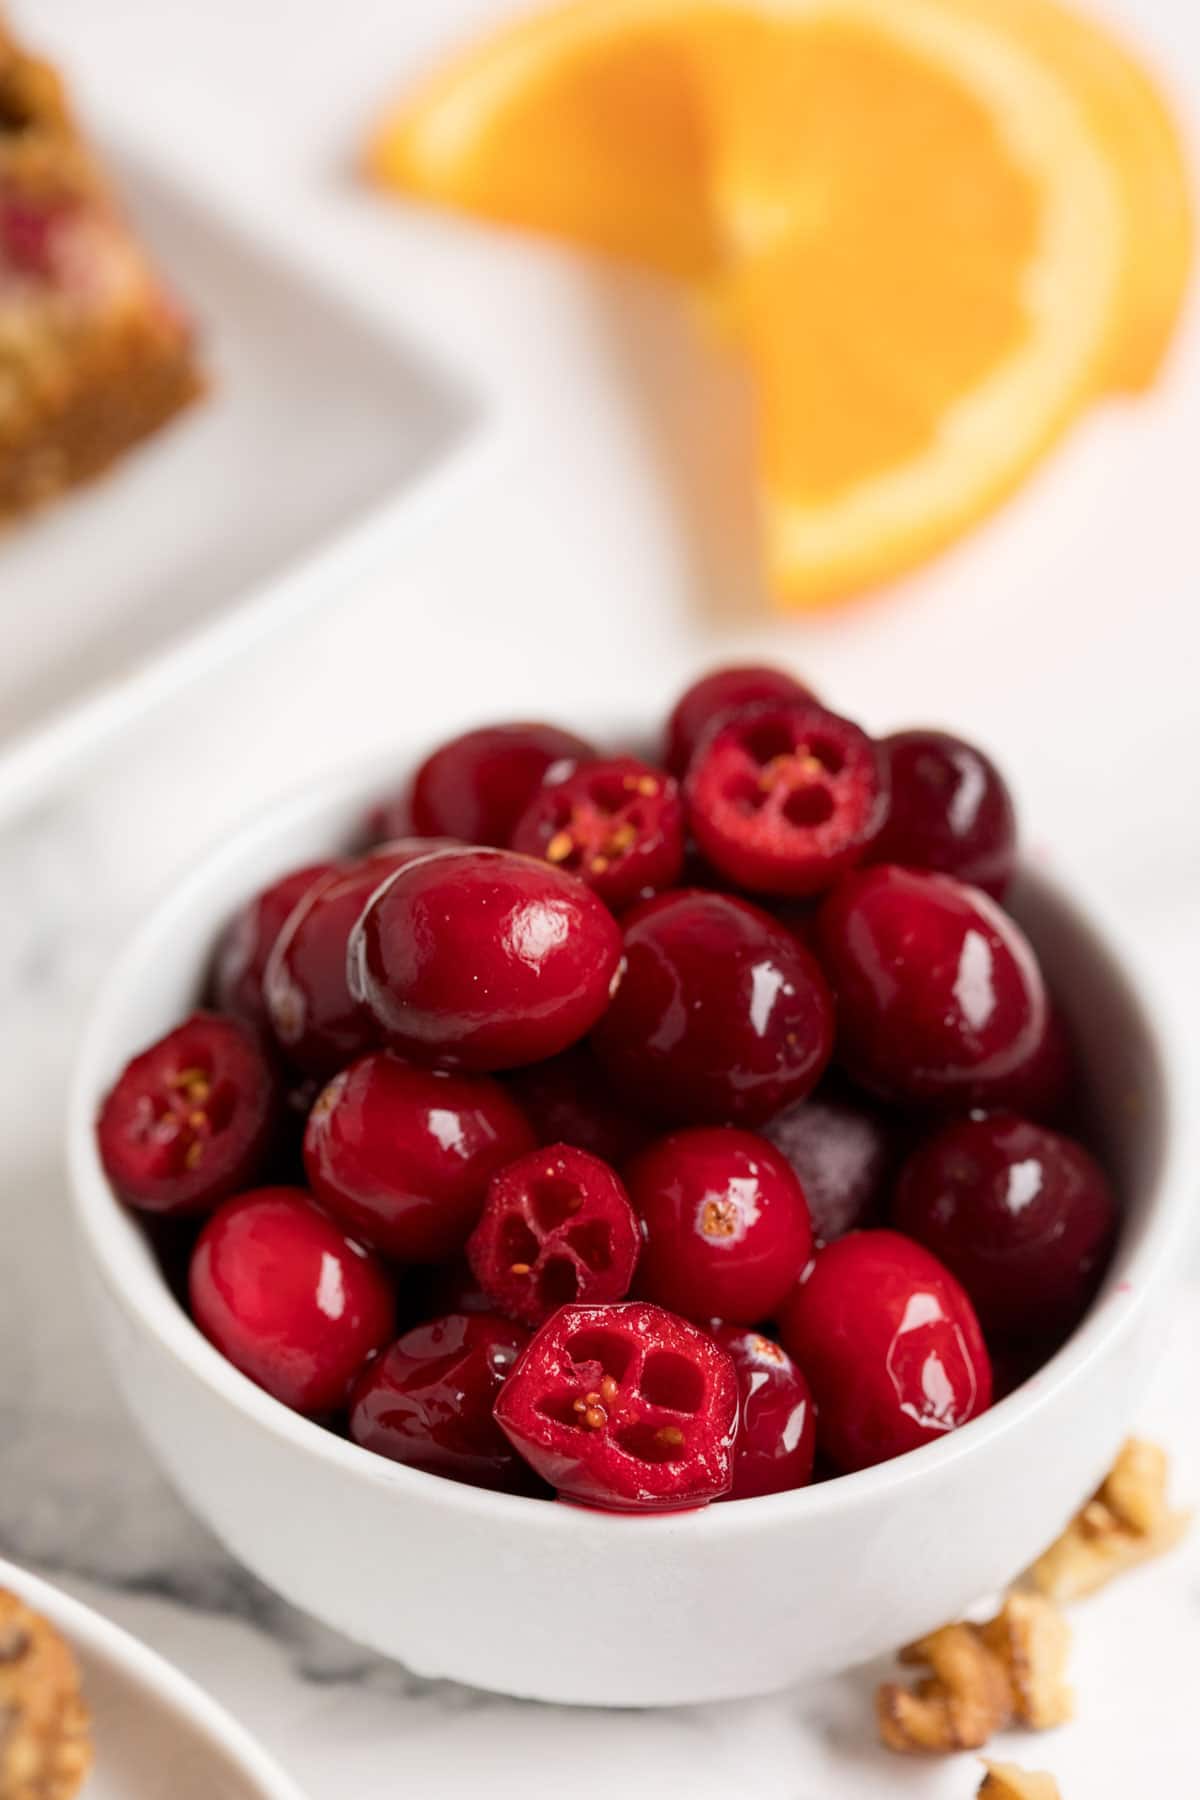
(504, 1044, 652, 1167)
(892, 1114, 1118, 1341)
(626, 1128, 813, 1324)
(816, 866, 1049, 1105)
(97, 1012, 278, 1217)
(409, 722, 595, 845)
(211, 860, 339, 1031)
(349, 846, 623, 1072)
(304, 1054, 536, 1263)
(665, 665, 817, 776)
(467, 1144, 640, 1326)
(873, 729, 1017, 899)
(778, 1230, 992, 1473)
(189, 1187, 396, 1415)
(685, 700, 888, 897)
(712, 1326, 815, 1499)
(763, 1083, 894, 1244)
(591, 889, 834, 1126)
(494, 1302, 738, 1511)
(511, 755, 684, 911)
(350, 1312, 532, 1492)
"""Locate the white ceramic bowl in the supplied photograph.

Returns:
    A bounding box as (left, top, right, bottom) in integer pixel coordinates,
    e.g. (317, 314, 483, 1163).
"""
(68, 748, 1197, 1708)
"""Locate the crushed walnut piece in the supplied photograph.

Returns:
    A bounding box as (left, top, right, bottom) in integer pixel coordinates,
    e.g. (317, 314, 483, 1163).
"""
(978, 1760, 1062, 1799)
(1028, 1438, 1191, 1603)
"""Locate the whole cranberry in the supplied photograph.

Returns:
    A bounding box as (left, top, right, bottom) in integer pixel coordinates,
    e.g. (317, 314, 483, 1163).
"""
(408, 722, 595, 844)
(873, 729, 1017, 899)
(626, 1127, 813, 1324)
(762, 1083, 894, 1244)
(892, 1114, 1118, 1340)
(591, 889, 833, 1126)
(211, 861, 340, 1031)
(511, 755, 684, 911)
(504, 1044, 652, 1167)
(349, 1312, 532, 1492)
(778, 1230, 992, 1473)
(349, 846, 622, 1071)
(303, 1054, 536, 1262)
(816, 866, 1048, 1105)
(987, 1000, 1076, 1123)
(494, 1301, 738, 1511)
(665, 665, 817, 776)
(189, 1187, 396, 1415)
(712, 1326, 816, 1499)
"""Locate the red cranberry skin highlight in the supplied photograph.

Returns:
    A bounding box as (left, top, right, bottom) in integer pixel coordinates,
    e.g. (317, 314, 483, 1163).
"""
(712, 1326, 816, 1499)
(873, 729, 1017, 899)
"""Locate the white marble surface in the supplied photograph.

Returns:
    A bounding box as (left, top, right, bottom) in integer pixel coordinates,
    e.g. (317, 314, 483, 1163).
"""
(2, 0, 1200, 1791)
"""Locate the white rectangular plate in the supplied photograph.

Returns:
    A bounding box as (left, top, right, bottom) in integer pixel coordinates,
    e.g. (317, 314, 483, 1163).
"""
(0, 151, 487, 826)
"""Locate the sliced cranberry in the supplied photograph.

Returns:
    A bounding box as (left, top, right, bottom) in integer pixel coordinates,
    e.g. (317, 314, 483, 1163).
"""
(189, 1187, 396, 1415)
(97, 1012, 278, 1217)
(349, 1312, 532, 1491)
(493, 1301, 737, 1511)
(211, 860, 340, 1031)
(778, 1230, 992, 1473)
(467, 1144, 640, 1326)
(712, 1326, 816, 1499)
(873, 729, 1017, 899)
(892, 1114, 1118, 1341)
(762, 1082, 894, 1244)
(625, 1127, 813, 1324)
(504, 1044, 652, 1167)
(816, 866, 1049, 1105)
(304, 1053, 536, 1263)
(685, 700, 889, 897)
(349, 846, 623, 1071)
(408, 722, 595, 845)
(591, 889, 833, 1126)
(665, 665, 817, 776)
(510, 755, 684, 911)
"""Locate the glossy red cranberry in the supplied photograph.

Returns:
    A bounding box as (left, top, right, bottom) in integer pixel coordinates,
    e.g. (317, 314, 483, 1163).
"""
(189, 1187, 396, 1415)
(711, 1326, 816, 1498)
(97, 1013, 278, 1217)
(504, 1044, 652, 1167)
(892, 1114, 1118, 1341)
(873, 730, 1017, 899)
(349, 1312, 532, 1491)
(685, 701, 889, 897)
(665, 665, 817, 776)
(494, 1302, 737, 1510)
(263, 842, 454, 1077)
(408, 722, 595, 845)
(467, 1144, 640, 1325)
(816, 866, 1049, 1105)
(510, 756, 684, 910)
(211, 861, 339, 1031)
(626, 1128, 813, 1324)
(349, 847, 623, 1071)
(763, 1084, 894, 1244)
(778, 1230, 992, 1472)
(303, 1054, 536, 1263)
(591, 889, 833, 1126)
(987, 1000, 1076, 1122)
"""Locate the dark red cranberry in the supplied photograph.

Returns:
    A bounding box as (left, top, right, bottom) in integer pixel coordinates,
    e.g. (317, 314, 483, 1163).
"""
(625, 1127, 813, 1324)
(816, 866, 1049, 1105)
(665, 665, 817, 776)
(349, 846, 623, 1071)
(987, 1000, 1076, 1122)
(493, 1301, 737, 1510)
(349, 1312, 532, 1491)
(873, 729, 1017, 899)
(263, 842, 454, 1077)
(510, 756, 684, 910)
(467, 1144, 640, 1325)
(778, 1230, 992, 1472)
(711, 1326, 815, 1499)
(303, 1054, 536, 1263)
(504, 1044, 652, 1167)
(189, 1187, 396, 1415)
(408, 722, 595, 845)
(892, 1114, 1118, 1341)
(591, 889, 833, 1126)
(97, 1013, 278, 1217)
(685, 700, 889, 897)
(211, 861, 339, 1031)
(763, 1083, 894, 1244)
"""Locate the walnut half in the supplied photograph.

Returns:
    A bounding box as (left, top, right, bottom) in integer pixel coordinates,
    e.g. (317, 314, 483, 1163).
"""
(1028, 1439, 1191, 1603)
(978, 1760, 1062, 1799)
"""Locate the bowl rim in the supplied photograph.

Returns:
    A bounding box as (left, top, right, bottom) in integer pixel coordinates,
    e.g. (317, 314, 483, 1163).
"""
(66, 749, 1200, 1545)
